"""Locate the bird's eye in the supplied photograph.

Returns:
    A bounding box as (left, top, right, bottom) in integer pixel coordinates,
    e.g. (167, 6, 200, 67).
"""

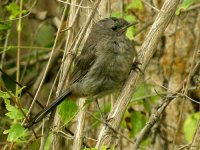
(111, 25, 118, 31)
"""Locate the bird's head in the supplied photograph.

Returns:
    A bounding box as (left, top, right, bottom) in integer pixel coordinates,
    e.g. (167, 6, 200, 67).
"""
(94, 17, 137, 35)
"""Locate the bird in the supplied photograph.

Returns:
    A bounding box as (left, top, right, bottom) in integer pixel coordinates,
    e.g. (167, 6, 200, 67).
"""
(27, 17, 138, 127)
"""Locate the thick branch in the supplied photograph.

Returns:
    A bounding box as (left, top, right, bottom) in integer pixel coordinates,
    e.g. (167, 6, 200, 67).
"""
(96, 0, 180, 149)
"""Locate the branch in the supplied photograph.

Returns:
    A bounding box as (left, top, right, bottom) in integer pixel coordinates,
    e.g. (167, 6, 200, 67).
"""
(189, 12, 200, 150)
(96, 0, 181, 149)
(73, 98, 86, 150)
(51, 0, 102, 149)
(133, 87, 181, 149)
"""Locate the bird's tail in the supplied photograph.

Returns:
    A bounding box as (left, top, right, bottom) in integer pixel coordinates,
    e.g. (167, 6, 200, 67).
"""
(26, 90, 72, 128)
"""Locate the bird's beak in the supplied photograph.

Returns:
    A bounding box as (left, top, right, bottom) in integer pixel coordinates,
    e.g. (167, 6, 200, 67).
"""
(119, 22, 138, 33)
(126, 22, 138, 28)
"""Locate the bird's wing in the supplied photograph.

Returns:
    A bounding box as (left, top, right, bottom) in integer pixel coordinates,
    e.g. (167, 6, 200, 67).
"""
(70, 43, 97, 84)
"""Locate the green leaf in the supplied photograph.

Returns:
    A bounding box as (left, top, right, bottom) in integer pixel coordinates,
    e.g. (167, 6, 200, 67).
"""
(16, 86, 26, 97)
(141, 138, 151, 147)
(132, 83, 152, 99)
(59, 100, 78, 125)
(44, 133, 53, 150)
(126, 26, 135, 40)
(6, 106, 27, 120)
(3, 123, 29, 142)
(92, 103, 111, 128)
(35, 25, 55, 47)
(176, 0, 199, 15)
(1, 90, 27, 121)
(124, 15, 136, 23)
(0, 90, 11, 100)
(126, 0, 144, 10)
(0, 91, 28, 120)
(183, 112, 200, 142)
(111, 11, 122, 18)
(6, 3, 20, 19)
(83, 146, 108, 150)
(0, 22, 12, 30)
(83, 148, 97, 150)
(132, 84, 159, 112)
(142, 95, 159, 113)
(6, 2, 27, 20)
(130, 111, 147, 137)
(101, 146, 110, 150)
(124, 15, 137, 40)
(4, 99, 28, 120)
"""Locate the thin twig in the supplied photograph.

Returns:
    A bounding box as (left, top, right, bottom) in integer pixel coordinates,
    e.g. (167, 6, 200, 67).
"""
(141, 0, 160, 12)
(133, 86, 182, 149)
(35, 5, 68, 150)
(87, 111, 136, 145)
(57, 0, 92, 9)
(16, 0, 23, 97)
(0, 0, 37, 22)
(134, 21, 153, 36)
(50, 0, 87, 148)
(189, 12, 200, 150)
(172, 11, 200, 150)
(5, 90, 38, 139)
(183, 3, 200, 12)
(0, 30, 10, 77)
(39, 69, 60, 150)
(51, 0, 102, 149)
(25, 5, 65, 119)
(130, 86, 200, 104)
(0, 68, 44, 108)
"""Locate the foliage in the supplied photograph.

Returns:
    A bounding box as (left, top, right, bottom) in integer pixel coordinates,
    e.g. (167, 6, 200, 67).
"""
(1, 0, 200, 149)
(35, 24, 55, 47)
(0, 22, 12, 31)
(126, 0, 143, 10)
(6, 2, 27, 20)
(176, 0, 199, 15)
(59, 99, 78, 125)
(44, 134, 53, 150)
(0, 89, 29, 143)
(3, 123, 29, 143)
(4, 98, 27, 120)
(122, 83, 158, 146)
(130, 111, 148, 137)
(183, 112, 200, 142)
(111, 0, 143, 39)
(91, 103, 111, 128)
(83, 146, 113, 150)
(132, 83, 159, 112)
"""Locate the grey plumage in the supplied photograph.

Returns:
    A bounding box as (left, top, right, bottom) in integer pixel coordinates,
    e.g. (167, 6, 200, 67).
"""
(27, 17, 137, 127)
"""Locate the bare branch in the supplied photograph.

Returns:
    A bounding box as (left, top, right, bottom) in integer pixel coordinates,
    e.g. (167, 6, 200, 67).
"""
(51, 0, 102, 149)
(73, 98, 86, 150)
(189, 12, 200, 150)
(96, 0, 181, 149)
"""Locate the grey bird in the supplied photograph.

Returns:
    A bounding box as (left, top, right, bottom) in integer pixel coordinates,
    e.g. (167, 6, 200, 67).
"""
(27, 17, 138, 127)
